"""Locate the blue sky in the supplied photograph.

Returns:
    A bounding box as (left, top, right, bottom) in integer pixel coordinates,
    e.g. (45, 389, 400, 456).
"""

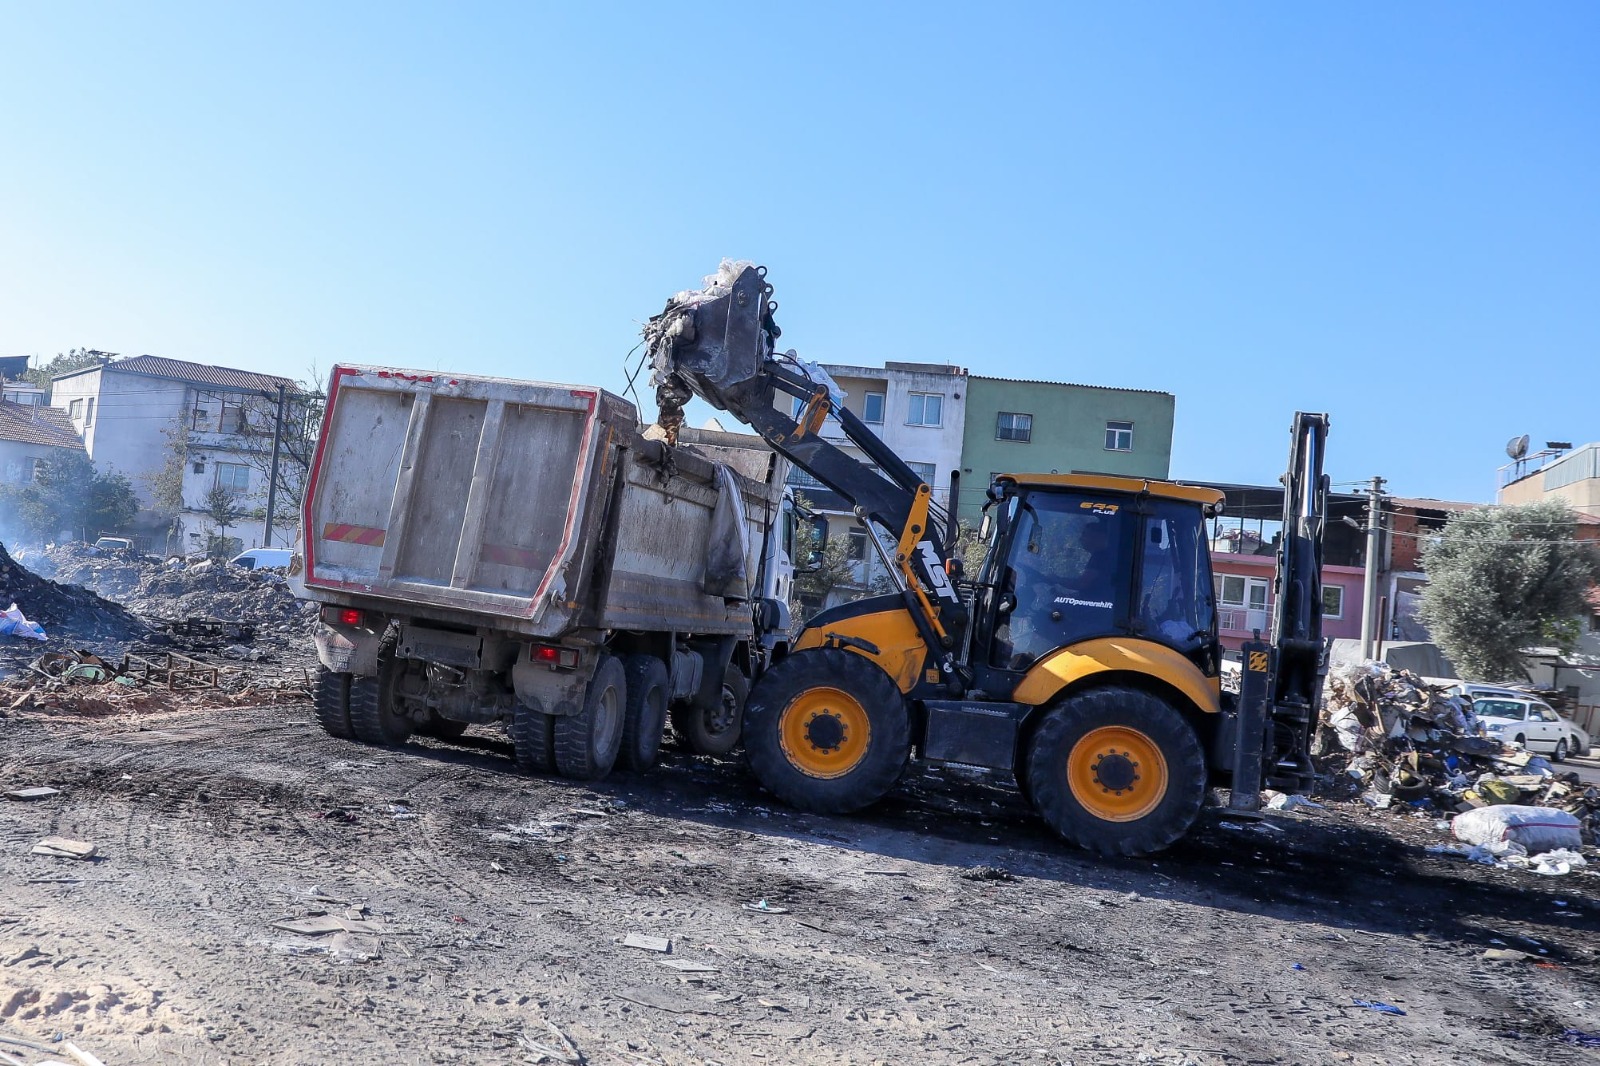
(2, 3, 1595, 503)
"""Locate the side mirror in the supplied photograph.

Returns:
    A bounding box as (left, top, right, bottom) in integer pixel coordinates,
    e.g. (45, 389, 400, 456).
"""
(978, 512, 992, 543)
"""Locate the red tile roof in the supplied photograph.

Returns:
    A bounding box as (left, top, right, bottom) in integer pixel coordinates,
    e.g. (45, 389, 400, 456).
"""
(0, 400, 86, 451)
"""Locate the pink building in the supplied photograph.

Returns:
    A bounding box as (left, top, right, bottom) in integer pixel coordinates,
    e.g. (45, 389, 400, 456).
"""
(1210, 550, 1364, 652)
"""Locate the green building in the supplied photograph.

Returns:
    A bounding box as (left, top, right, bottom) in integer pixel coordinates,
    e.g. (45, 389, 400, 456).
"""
(957, 376, 1175, 524)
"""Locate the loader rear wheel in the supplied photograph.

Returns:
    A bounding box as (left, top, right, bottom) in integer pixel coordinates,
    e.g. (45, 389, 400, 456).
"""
(1025, 685, 1206, 857)
(620, 655, 670, 772)
(744, 648, 910, 814)
(554, 654, 626, 781)
(348, 632, 414, 746)
(673, 665, 747, 756)
(511, 702, 556, 774)
(313, 667, 353, 739)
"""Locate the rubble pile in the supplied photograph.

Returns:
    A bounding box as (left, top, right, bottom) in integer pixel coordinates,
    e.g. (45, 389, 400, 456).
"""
(0, 540, 146, 645)
(1318, 659, 1600, 841)
(24, 542, 316, 636)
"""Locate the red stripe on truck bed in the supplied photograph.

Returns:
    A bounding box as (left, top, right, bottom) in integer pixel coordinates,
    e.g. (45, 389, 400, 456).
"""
(322, 522, 387, 547)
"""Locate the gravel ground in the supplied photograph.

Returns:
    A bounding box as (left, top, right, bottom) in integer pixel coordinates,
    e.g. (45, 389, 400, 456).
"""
(1, 702, 1598, 1066)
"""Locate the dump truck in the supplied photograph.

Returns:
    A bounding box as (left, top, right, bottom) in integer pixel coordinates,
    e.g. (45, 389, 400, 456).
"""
(646, 262, 1329, 855)
(289, 365, 802, 780)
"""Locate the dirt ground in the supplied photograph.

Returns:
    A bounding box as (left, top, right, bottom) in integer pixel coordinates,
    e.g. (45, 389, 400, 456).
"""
(2, 702, 1599, 1066)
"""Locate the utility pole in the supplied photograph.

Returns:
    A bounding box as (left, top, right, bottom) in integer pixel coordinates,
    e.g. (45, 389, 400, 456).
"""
(262, 384, 287, 548)
(1360, 475, 1387, 659)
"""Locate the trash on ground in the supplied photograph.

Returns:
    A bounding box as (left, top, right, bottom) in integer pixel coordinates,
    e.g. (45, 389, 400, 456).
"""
(0, 603, 46, 641)
(1265, 791, 1323, 811)
(742, 899, 789, 913)
(1453, 806, 1583, 853)
(31, 836, 97, 859)
(4, 786, 61, 800)
(622, 933, 671, 952)
(1351, 998, 1407, 1016)
(271, 915, 380, 935)
(659, 958, 720, 973)
(1482, 948, 1532, 962)
(960, 865, 1016, 882)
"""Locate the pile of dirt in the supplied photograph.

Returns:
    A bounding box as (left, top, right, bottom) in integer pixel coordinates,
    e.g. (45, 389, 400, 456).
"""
(0, 540, 147, 646)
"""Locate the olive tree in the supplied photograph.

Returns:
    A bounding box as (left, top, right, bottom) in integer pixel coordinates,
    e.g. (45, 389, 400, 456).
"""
(1417, 500, 1599, 681)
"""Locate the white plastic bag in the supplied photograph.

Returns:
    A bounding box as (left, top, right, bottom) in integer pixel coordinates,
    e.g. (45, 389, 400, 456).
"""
(1452, 805, 1583, 854)
(0, 603, 47, 641)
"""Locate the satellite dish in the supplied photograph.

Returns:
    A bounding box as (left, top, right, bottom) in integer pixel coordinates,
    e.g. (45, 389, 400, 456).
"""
(1506, 434, 1530, 460)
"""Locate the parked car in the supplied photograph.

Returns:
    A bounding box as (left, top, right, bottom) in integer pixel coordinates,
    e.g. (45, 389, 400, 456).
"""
(92, 536, 134, 553)
(230, 548, 293, 571)
(1472, 694, 1591, 762)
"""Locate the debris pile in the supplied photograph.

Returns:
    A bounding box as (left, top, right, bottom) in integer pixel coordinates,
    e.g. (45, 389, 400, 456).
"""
(24, 541, 317, 637)
(0, 540, 146, 645)
(1317, 659, 1600, 841)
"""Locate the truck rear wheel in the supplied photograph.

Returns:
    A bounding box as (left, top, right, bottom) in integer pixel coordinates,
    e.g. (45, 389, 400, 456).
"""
(744, 648, 910, 813)
(511, 702, 556, 774)
(620, 655, 670, 771)
(313, 667, 353, 739)
(673, 665, 747, 756)
(1025, 685, 1206, 857)
(554, 654, 626, 781)
(348, 633, 414, 747)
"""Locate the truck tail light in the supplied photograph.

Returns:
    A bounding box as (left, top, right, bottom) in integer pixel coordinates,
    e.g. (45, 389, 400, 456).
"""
(321, 606, 365, 627)
(530, 643, 579, 669)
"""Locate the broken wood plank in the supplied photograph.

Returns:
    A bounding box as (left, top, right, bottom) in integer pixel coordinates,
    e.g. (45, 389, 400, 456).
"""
(622, 933, 670, 953)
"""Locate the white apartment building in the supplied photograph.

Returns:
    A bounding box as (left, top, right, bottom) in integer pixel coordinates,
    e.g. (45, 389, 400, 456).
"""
(776, 360, 969, 607)
(50, 355, 301, 555)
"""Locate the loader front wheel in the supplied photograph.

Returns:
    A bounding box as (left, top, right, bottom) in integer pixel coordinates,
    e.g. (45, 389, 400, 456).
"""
(554, 654, 626, 781)
(674, 665, 747, 756)
(313, 667, 353, 739)
(1025, 685, 1206, 857)
(744, 649, 910, 813)
(620, 655, 670, 771)
(348, 633, 414, 746)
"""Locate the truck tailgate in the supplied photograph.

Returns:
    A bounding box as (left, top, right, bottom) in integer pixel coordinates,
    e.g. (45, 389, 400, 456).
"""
(301, 365, 621, 624)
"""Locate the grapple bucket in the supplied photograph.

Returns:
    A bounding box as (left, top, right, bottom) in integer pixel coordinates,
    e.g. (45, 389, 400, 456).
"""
(648, 263, 774, 400)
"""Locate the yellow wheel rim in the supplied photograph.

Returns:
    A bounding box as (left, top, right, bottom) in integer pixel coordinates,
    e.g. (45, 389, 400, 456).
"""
(1066, 725, 1169, 823)
(778, 686, 871, 779)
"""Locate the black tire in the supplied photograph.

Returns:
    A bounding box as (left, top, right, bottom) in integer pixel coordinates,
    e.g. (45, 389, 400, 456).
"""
(348, 632, 414, 746)
(511, 701, 556, 774)
(554, 654, 627, 781)
(1025, 685, 1206, 857)
(1554, 738, 1568, 763)
(673, 665, 749, 756)
(419, 713, 471, 740)
(744, 648, 910, 814)
(313, 667, 353, 739)
(620, 655, 670, 772)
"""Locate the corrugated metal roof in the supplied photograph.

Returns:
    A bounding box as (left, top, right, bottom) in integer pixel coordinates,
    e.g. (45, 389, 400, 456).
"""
(1386, 497, 1479, 512)
(54, 354, 296, 393)
(968, 373, 1172, 397)
(0, 400, 86, 451)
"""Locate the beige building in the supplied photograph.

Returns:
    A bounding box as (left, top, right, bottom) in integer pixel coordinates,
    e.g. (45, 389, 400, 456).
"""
(1499, 442, 1600, 515)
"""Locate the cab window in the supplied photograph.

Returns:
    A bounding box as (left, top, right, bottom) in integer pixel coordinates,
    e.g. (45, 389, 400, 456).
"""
(992, 492, 1130, 669)
(1138, 501, 1213, 650)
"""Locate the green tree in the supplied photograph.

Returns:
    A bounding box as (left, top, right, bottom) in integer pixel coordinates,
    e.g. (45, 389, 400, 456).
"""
(1417, 500, 1600, 681)
(22, 348, 115, 394)
(0, 451, 138, 543)
(201, 482, 245, 559)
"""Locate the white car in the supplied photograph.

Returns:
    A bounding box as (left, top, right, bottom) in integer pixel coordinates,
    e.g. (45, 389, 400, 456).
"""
(230, 547, 293, 570)
(1473, 695, 1591, 762)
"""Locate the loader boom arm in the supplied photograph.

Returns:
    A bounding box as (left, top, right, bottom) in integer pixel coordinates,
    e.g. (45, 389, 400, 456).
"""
(645, 264, 964, 678)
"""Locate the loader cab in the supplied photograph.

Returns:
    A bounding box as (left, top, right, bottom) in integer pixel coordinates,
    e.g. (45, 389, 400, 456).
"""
(970, 474, 1224, 692)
